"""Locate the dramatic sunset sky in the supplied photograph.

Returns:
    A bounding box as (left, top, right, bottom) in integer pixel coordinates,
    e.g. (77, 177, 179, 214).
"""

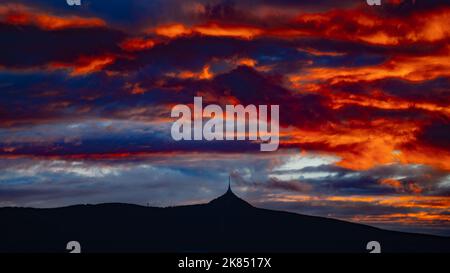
(0, 0, 449, 236)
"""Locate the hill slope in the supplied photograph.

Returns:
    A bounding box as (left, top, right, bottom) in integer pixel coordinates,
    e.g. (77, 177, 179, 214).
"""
(0, 189, 448, 253)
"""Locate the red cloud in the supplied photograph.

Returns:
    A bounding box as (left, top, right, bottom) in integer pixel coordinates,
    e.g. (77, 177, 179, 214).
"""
(0, 4, 106, 30)
(120, 37, 156, 52)
(50, 54, 116, 76)
(150, 6, 450, 46)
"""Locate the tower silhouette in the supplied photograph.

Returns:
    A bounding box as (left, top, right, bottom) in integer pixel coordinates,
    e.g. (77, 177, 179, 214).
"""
(208, 176, 252, 208)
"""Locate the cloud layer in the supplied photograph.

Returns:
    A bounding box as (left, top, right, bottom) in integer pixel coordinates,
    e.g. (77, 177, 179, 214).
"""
(0, 0, 449, 236)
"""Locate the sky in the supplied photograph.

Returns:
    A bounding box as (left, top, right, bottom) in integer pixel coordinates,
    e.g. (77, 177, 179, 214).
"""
(0, 0, 449, 236)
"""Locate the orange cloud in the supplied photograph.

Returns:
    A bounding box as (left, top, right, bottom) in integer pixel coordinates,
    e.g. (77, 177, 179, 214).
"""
(282, 119, 420, 170)
(281, 38, 449, 172)
(327, 91, 450, 117)
(120, 37, 156, 51)
(398, 146, 450, 172)
(1, 5, 106, 30)
(379, 178, 424, 194)
(154, 23, 193, 38)
(150, 7, 450, 46)
(267, 194, 450, 210)
(380, 178, 402, 189)
(32, 14, 105, 30)
(194, 23, 263, 39)
(236, 58, 258, 67)
(283, 114, 450, 171)
(124, 82, 146, 95)
(153, 22, 263, 39)
(351, 212, 450, 226)
(165, 65, 214, 80)
(290, 7, 450, 45)
(289, 53, 450, 91)
(50, 55, 116, 76)
(407, 183, 423, 194)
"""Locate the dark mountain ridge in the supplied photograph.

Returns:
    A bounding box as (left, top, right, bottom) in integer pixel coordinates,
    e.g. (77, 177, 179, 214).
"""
(0, 186, 448, 253)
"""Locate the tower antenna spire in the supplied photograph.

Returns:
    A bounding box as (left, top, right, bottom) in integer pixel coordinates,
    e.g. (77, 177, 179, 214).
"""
(228, 175, 231, 192)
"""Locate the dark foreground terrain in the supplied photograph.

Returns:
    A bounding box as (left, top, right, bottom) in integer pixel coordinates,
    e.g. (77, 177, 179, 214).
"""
(0, 188, 448, 253)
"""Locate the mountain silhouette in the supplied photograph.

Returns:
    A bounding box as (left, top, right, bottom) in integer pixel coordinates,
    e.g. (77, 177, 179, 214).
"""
(0, 184, 448, 253)
(208, 182, 253, 209)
